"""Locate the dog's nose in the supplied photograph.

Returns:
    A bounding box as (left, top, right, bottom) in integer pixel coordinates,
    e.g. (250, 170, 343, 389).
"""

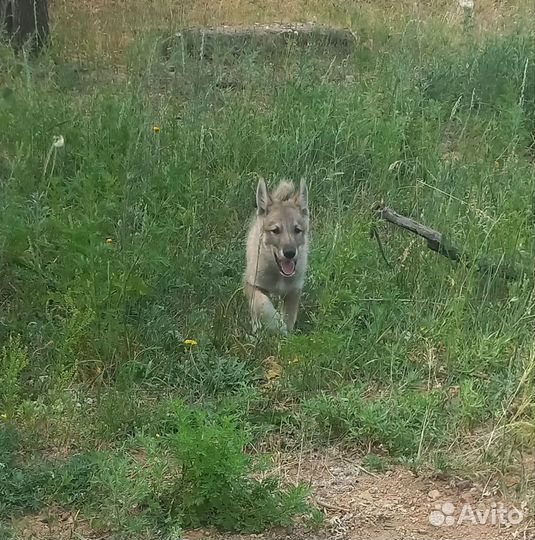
(283, 248, 296, 260)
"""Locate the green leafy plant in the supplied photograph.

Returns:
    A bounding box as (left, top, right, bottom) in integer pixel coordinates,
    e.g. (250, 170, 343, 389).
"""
(165, 408, 312, 532)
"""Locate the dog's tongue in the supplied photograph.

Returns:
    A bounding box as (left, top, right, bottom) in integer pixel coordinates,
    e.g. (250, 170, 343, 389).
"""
(280, 260, 296, 276)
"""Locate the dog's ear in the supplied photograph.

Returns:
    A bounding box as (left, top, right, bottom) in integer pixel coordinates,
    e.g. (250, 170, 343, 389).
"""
(256, 178, 271, 215)
(297, 178, 309, 215)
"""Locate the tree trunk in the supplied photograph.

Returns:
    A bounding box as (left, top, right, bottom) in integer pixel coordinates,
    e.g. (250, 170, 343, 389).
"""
(0, 0, 49, 54)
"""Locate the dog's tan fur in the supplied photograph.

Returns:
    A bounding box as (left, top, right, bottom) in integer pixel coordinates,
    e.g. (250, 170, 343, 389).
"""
(244, 178, 310, 334)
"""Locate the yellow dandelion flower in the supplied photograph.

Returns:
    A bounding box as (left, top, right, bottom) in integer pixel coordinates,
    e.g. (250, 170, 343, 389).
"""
(183, 339, 198, 347)
(155, 433, 161, 438)
(106, 238, 113, 245)
(152, 126, 161, 133)
(0, 413, 7, 420)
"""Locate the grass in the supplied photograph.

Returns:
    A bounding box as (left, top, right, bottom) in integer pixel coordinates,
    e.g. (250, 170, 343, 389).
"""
(0, 0, 534, 537)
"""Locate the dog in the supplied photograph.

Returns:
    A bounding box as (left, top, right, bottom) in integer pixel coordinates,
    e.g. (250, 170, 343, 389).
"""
(244, 178, 309, 334)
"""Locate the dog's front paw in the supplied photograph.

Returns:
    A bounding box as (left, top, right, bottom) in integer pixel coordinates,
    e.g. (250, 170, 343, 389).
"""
(266, 313, 288, 336)
(252, 313, 288, 336)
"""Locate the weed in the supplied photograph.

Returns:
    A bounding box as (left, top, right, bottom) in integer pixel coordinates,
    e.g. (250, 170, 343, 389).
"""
(363, 453, 387, 473)
(164, 406, 312, 532)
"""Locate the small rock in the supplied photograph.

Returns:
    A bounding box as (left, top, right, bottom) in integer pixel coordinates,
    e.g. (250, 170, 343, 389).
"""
(428, 489, 441, 500)
(458, 479, 473, 490)
(461, 491, 475, 503)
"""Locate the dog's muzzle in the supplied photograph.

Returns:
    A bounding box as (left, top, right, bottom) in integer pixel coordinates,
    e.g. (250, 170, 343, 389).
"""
(274, 251, 297, 277)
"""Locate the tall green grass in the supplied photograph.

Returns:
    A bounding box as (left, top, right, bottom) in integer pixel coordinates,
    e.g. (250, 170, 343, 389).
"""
(0, 11, 533, 537)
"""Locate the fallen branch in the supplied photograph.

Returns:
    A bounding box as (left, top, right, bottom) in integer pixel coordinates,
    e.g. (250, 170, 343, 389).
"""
(374, 203, 524, 281)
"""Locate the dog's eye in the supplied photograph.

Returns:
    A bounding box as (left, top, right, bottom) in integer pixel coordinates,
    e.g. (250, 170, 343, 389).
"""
(270, 226, 281, 234)
(294, 226, 303, 234)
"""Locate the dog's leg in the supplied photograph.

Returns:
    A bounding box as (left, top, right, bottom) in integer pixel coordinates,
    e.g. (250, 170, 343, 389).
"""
(244, 283, 287, 335)
(282, 289, 301, 332)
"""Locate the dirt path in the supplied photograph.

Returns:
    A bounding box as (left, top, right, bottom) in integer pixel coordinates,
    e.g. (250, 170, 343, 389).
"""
(15, 449, 533, 540)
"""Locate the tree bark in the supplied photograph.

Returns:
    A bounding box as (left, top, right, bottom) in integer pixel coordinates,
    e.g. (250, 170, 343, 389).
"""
(0, 0, 49, 54)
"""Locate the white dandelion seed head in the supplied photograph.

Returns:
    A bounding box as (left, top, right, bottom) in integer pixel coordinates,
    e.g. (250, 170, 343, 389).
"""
(53, 135, 65, 148)
(459, 0, 474, 9)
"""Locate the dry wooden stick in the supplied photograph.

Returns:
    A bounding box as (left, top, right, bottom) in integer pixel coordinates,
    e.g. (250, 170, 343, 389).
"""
(369, 225, 393, 269)
(315, 497, 350, 513)
(374, 203, 524, 281)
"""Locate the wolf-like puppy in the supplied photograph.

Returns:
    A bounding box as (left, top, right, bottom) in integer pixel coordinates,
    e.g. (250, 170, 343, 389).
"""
(244, 178, 309, 334)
